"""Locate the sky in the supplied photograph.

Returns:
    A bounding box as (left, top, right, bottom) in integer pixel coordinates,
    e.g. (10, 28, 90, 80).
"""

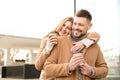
(0, 0, 74, 39)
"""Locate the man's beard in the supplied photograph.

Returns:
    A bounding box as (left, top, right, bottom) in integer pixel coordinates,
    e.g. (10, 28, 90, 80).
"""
(71, 31, 87, 42)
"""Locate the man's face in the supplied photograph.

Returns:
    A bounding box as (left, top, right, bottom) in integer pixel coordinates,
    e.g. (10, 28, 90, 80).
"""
(72, 16, 92, 38)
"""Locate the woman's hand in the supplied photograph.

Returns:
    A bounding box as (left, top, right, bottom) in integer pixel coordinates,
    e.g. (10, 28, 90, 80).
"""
(47, 33, 58, 45)
(71, 42, 85, 53)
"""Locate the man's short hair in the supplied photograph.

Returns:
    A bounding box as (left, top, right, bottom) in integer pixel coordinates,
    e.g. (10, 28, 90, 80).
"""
(75, 9, 92, 22)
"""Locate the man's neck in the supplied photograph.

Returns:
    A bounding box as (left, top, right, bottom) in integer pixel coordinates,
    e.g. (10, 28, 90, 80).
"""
(71, 33, 88, 42)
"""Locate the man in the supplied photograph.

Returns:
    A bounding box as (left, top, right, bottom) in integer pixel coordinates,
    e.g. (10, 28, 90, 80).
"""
(43, 9, 108, 80)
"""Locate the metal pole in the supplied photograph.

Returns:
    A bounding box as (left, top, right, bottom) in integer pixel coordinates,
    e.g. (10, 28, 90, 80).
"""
(74, 0, 76, 15)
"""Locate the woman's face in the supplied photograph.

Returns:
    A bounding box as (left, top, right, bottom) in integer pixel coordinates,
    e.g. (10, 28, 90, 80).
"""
(59, 21, 72, 36)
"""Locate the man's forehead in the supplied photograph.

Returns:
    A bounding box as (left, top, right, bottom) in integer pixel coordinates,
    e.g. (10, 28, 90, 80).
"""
(74, 16, 79, 20)
(74, 17, 87, 22)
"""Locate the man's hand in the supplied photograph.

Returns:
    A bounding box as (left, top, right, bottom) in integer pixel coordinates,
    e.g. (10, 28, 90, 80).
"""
(80, 62, 92, 76)
(69, 54, 85, 71)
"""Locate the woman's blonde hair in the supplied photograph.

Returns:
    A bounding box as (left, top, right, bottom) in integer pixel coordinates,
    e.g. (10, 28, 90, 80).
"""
(43, 17, 73, 38)
(54, 17, 73, 33)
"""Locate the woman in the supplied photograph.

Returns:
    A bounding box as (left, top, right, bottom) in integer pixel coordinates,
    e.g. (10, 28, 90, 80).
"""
(35, 17, 73, 80)
(35, 17, 100, 80)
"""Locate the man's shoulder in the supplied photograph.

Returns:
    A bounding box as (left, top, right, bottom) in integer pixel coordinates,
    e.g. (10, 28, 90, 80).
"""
(89, 43, 101, 50)
(57, 35, 71, 45)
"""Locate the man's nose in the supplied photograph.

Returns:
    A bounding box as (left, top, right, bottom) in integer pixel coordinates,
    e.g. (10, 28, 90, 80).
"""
(74, 25, 80, 29)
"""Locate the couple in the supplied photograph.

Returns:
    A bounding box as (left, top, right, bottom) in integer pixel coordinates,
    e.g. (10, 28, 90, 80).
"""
(35, 9, 108, 80)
